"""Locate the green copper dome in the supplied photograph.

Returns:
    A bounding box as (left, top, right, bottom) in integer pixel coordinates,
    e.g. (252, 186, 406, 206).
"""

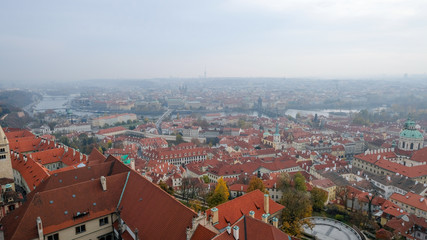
(400, 118, 423, 139)
(400, 129, 423, 139)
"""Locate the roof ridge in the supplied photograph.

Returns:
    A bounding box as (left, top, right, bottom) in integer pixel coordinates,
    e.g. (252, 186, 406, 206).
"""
(39, 171, 129, 194)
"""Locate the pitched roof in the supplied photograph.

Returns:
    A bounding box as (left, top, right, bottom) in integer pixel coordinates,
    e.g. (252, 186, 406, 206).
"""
(390, 192, 427, 212)
(2, 157, 198, 240)
(212, 215, 295, 240)
(207, 190, 284, 230)
(191, 224, 217, 240)
(116, 170, 197, 240)
(1, 172, 128, 240)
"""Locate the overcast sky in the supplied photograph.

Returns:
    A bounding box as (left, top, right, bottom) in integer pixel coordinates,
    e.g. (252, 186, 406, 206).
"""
(1, 0, 426, 82)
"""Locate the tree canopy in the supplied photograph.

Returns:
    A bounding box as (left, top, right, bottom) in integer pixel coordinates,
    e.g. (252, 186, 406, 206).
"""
(207, 177, 229, 207)
(247, 176, 267, 193)
(281, 189, 312, 237)
(310, 187, 328, 212)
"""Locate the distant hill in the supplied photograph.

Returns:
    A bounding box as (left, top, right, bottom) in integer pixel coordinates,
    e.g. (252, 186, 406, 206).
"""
(0, 103, 33, 128)
(0, 90, 41, 108)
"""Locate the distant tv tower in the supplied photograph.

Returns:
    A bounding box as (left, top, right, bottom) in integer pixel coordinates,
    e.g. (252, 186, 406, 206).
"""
(204, 67, 207, 79)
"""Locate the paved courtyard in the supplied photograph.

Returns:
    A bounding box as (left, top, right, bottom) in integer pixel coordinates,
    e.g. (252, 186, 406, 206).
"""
(302, 217, 362, 240)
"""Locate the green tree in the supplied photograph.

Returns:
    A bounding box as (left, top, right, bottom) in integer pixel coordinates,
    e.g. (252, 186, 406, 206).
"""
(281, 189, 312, 237)
(247, 176, 267, 193)
(310, 187, 328, 212)
(201, 175, 210, 184)
(176, 134, 185, 144)
(293, 172, 307, 192)
(207, 177, 229, 207)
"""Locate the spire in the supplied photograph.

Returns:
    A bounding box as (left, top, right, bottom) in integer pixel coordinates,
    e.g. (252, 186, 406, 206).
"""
(275, 122, 279, 135)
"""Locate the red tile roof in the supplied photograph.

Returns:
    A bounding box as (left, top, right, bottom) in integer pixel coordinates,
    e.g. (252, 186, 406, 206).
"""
(207, 190, 284, 230)
(1, 172, 127, 240)
(97, 126, 127, 135)
(2, 157, 198, 240)
(390, 192, 427, 212)
(191, 224, 217, 240)
(212, 215, 295, 240)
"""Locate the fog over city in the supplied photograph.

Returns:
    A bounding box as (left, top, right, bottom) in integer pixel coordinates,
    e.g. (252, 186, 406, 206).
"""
(1, 0, 427, 83)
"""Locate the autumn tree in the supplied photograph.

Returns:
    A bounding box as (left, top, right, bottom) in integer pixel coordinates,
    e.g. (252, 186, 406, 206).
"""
(247, 176, 267, 193)
(310, 187, 328, 212)
(281, 189, 312, 236)
(207, 177, 229, 207)
(159, 180, 174, 195)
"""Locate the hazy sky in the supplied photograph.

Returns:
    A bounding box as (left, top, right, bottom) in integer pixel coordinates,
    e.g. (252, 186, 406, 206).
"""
(1, 0, 426, 82)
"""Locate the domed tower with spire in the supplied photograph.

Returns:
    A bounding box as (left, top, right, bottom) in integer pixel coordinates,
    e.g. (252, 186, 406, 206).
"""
(398, 118, 424, 151)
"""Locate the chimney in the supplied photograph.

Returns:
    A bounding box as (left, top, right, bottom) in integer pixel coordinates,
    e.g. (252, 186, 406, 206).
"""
(249, 210, 255, 218)
(226, 225, 231, 234)
(131, 159, 135, 170)
(264, 194, 269, 214)
(36, 217, 43, 240)
(100, 176, 107, 191)
(232, 226, 239, 240)
(272, 217, 278, 228)
(211, 207, 219, 225)
(134, 228, 139, 240)
(262, 214, 268, 223)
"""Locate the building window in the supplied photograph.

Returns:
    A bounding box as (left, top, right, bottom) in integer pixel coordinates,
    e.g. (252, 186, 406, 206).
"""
(47, 233, 59, 240)
(0, 154, 6, 159)
(98, 233, 113, 240)
(0, 148, 5, 153)
(75, 225, 86, 234)
(99, 216, 109, 226)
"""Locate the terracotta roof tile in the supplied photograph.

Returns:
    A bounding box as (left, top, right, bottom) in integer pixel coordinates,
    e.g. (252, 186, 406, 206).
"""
(207, 190, 284, 230)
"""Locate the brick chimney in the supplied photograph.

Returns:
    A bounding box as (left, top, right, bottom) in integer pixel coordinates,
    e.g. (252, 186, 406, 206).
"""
(36, 217, 43, 240)
(100, 176, 107, 191)
(232, 226, 239, 240)
(211, 207, 219, 225)
(272, 217, 278, 228)
(264, 194, 269, 214)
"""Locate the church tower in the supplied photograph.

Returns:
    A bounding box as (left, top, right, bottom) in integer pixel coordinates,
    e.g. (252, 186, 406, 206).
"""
(273, 122, 281, 143)
(0, 125, 14, 182)
(398, 119, 424, 151)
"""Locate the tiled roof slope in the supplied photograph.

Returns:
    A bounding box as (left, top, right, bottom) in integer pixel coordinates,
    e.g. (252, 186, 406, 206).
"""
(212, 215, 296, 240)
(118, 169, 197, 240)
(1, 156, 198, 240)
(10, 151, 50, 190)
(35, 161, 129, 192)
(1, 172, 128, 240)
(191, 225, 217, 240)
(207, 190, 284, 230)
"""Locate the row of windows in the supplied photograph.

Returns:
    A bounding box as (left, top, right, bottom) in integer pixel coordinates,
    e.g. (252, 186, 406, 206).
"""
(47, 232, 112, 240)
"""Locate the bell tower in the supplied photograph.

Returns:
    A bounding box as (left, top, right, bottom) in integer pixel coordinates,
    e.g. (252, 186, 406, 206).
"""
(0, 125, 14, 182)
